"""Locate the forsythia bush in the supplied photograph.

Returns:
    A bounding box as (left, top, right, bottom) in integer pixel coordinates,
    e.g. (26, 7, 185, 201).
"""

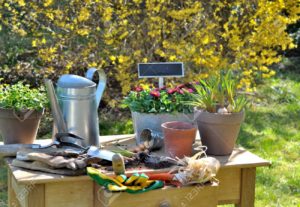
(0, 0, 299, 106)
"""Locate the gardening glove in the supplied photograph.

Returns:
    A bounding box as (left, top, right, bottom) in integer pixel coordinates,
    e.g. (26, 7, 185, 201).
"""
(87, 167, 164, 194)
(16, 150, 87, 170)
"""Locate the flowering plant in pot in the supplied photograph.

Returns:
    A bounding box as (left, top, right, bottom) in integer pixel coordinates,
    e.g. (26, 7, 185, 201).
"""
(186, 70, 248, 155)
(122, 84, 195, 143)
(0, 82, 48, 144)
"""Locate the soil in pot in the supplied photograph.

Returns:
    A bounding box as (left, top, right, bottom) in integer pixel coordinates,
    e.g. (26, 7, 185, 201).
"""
(0, 108, 44, 144)
(162, 121, 197, 158)
(195, 110, 245, 155)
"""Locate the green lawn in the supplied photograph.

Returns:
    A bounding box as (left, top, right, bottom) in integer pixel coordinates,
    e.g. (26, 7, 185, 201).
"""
(0, 69, 299, 206)
(237, 71, 300, 207)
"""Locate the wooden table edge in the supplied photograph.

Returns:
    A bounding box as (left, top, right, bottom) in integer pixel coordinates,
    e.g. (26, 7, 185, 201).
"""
(3, 134, 271, 185)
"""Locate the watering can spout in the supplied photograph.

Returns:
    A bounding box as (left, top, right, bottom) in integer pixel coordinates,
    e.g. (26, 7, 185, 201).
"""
(86, 68, 107, 107)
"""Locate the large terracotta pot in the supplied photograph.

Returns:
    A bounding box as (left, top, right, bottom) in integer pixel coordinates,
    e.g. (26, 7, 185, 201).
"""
(131, 112, 193, 144)
(0, 108, 44, 144)
(162, 121, 197, 158)
(195, 110, 245, 155)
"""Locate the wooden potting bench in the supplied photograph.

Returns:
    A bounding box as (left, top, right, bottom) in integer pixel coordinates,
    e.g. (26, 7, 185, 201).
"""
(4, 134, 270, 207)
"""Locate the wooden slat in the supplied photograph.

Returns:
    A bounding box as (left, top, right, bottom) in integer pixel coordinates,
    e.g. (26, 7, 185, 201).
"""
(7, 170, 21, 207)
(11, 174, 27, 207)
(94, 182, 218, 207)
(235, 168, 256, 207)
(217, 167, 241, 205)
(27, 184, 45, 207)
(45, 180, 93, 207)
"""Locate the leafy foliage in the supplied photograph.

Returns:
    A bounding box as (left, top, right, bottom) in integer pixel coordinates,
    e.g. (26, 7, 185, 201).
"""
(0, 82, 48, 110)
(186, 70, 248, 113)
(0, 0, 299, 106)
(122, 84, 194, 114)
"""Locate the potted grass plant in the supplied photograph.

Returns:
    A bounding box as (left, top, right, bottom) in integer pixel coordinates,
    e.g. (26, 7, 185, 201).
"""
(122, 84, 194, 143)
(0, 82, 48, 144)
(186, 70, 248, 155)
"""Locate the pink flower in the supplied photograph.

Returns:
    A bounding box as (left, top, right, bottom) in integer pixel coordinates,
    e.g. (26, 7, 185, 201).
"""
(177, 84, 185, 89)
(150, 90, 160, 98)
(176, 88, 184, 94)
(167, 88, 177, 94)
(135, 86, 143, 92)
(186, 88, 194, 93)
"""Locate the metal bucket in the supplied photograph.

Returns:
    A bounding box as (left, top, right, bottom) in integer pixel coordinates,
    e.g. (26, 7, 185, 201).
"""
(0, 108, 44, 144)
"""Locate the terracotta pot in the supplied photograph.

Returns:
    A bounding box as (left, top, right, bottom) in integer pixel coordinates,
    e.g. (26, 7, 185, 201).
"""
(162, 121, 197, 158)
(0, 108, 44, 144)
(131, 112, 194, 144)
(195, 110, 245, 155)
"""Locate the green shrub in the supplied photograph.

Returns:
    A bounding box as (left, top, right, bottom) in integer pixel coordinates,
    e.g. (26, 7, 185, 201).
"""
(0, 0, 298, 107)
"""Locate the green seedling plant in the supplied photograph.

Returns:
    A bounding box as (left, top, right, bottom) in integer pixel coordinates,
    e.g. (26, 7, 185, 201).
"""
(0, 81, 48, 111)
(186, 70, 248, 113)
(186, 79, 217, 113)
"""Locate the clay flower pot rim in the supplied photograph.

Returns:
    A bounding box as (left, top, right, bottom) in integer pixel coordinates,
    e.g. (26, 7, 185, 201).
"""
(0, 107, 44, 112)
(132, 111, 193, 115)
(161, 121, 196, 131)
(0, 108, 44, 119)
(195, 108, 245, 114)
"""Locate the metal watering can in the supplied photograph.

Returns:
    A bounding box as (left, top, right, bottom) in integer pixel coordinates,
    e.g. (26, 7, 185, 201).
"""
(45, 68, 106, 147)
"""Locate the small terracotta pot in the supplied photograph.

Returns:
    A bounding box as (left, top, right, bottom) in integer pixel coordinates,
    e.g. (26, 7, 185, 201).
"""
(162, 121, 197, 158)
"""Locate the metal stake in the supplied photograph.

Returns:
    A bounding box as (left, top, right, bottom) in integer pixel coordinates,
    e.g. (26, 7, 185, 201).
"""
(158, 77, 164, 88)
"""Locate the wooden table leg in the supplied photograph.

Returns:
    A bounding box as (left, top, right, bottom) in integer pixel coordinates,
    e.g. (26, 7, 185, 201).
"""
(7, 169, 20, 207)
(235, 168, 256, 207)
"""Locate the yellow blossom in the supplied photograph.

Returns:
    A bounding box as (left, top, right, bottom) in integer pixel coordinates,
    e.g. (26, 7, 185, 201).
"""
(78, 8, 90, 22)
(32, 40, 37, 47)
(44, 0, 53, 7)
(41, 38, 46, 44)
(77, 28, 89, 36)
(169, 55, 176, 61)
(66, 62, 73, 69)
(18, 0, 25, 7)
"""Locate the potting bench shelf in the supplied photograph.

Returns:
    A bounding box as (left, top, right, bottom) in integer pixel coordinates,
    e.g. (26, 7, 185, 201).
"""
(4, 134, 270, 207)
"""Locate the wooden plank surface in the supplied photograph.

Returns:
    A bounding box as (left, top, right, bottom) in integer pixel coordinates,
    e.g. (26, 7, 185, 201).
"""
(4, 134, 270, 184)
(45, 180, 93, 207)
(27, 184, 45, 207)
(216, 168, 241, 205)
(94, 182, 218, 207)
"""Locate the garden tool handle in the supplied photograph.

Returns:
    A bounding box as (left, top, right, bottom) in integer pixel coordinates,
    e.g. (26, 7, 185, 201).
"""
(44, 79, 68, 133)
(86, 68, 107, 107)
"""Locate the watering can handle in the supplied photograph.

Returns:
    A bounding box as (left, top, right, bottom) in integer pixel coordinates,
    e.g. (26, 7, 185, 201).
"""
(86, 68, 107, 107)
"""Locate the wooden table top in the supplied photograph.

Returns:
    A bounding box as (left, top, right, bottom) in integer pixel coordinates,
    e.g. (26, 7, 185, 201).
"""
(4, 134, 270, 185)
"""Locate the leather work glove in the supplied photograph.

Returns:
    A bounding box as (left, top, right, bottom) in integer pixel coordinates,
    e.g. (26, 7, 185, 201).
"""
(87, 167, 164, 194)
(16, 150, 87, 170)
